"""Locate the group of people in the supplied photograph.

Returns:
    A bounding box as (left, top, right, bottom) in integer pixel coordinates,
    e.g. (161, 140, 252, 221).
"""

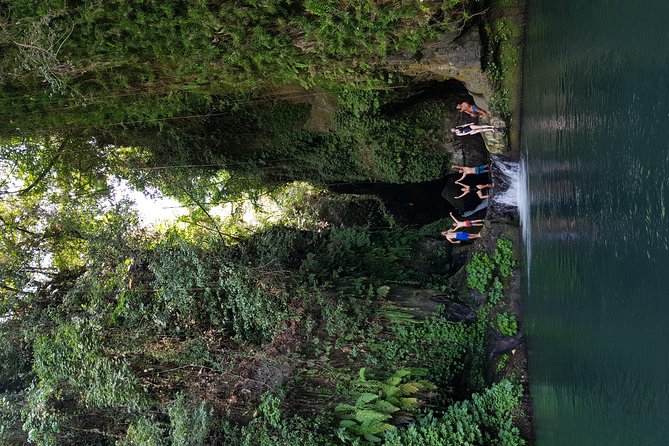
(442, 101, 493, 244)
(450, 102, 497, 137)
(442, 164, 490, 244)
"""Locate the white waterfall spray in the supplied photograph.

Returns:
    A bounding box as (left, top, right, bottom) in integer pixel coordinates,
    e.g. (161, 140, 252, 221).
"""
(491, 155, 531, 276)
(491, 155, 520, 209)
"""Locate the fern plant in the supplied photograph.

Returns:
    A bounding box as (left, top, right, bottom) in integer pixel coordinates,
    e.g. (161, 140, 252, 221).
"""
(335, 368, 436, 444)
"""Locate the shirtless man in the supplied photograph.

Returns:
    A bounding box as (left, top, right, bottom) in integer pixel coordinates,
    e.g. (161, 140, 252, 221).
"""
(452, 164, 489, 183)
(441, 229, 482, 244)
(448, 212, 484, 230)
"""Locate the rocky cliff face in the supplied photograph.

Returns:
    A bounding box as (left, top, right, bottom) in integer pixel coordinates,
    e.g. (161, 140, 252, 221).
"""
(386, 27, 493, 109)
(387, 27, 510, 155)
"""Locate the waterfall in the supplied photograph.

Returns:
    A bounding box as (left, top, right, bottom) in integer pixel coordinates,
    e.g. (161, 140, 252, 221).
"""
(490, 155, 531, 274)
(491, 155, 520, 209)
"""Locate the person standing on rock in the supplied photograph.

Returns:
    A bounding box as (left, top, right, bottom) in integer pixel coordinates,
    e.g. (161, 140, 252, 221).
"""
(451, 123, 497, 137)
(453, 183, 491, 200)
(448, 212, 484, 230)
(441, 229, 482, 244)
(452, 164, 489, 183)
(457, 102, 488, 119)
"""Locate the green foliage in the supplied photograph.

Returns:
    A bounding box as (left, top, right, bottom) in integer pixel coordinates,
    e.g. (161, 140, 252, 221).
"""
(493, 239, 516, 279)
(467, 239, 516, 293)
(258, 392, 283, 430)
(0, 0, 465, 136)
(265, 101, 450, 183)
(0, 331, 31, 392)
(0, 393, 24, 445)
(222, 407, 337, 446)
(149, 237, 227, 330)
(496, 313, 518, 337)
(32, 321, 145, 409)
(120, 416, 167, 446)
(169, 394, 212, 446)
(496, 354, 510, 372)
(374, 313, 470, 398)
(218, 265, 290, 343)
(463, 240, 519, 390)
(336, 368, 436, 444)
(487, 277, 505, 306)
(467, 253, 495, 293)
(383, 380, 525, 446)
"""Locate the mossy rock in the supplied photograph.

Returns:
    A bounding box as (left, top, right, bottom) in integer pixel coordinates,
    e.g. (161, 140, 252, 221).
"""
(480, 115, 509, 154)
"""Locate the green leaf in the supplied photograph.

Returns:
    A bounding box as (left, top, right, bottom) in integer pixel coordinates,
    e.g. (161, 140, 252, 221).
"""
(372, 400, 400, 414)
(339, 419, 358, 428)
(363, 433, 382, 443)
(335, 403, 356, 413)
(392, 369, 412, 379)
(356, 393, 379, 406)
(399, 382, 420, 395)
(385, 376, 402, 386)
(354, 409, 391, 424)
(398, 397, 419, 410)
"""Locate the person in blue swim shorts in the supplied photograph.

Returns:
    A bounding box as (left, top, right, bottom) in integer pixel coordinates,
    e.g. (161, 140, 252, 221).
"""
(441, 229, 482, 244)
(452, 164, 489, 183)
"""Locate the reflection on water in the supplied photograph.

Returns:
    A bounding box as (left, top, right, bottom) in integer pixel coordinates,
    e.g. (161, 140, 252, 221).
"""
(523, 0, 669, 444)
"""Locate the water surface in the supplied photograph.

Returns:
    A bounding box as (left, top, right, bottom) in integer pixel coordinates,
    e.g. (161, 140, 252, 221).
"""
(522, 0, 669, 444)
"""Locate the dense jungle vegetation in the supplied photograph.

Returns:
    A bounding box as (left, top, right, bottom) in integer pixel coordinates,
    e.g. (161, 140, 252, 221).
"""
(0, 0, 526, 444)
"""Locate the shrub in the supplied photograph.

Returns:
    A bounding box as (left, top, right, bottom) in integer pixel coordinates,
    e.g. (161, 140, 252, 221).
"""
(467, 253, 495, 293)
(493, 239, 516, 279)
(383, 380, 525, 446)
(169, 394, 212, 446)
(496, 313, 518, 336)
(336, 368, 436, 444)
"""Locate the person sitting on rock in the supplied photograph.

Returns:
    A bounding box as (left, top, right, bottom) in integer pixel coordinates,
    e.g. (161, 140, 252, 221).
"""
(456, 102, 488, 119)
(453, 164, 489, 183)
(454, 183, 492, 200)
(449, 212, 484, 230)
(441, 228, 482, 244)
(451, 123, 497, 137)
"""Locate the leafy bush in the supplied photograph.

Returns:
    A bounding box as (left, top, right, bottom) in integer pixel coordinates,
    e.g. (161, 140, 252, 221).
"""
(376, 313, 471, 395)
(383, 380, 525, 446)
(467, 253, 495, 293)
(32, 321, 145, 409)
(496, 313, 518, 336)
(218, 265, 291, 344)
(336, 368, 436, 444)
(493, 239, 516, 279)
(169, 394, 212, 446)
(120, 416, 167, 446)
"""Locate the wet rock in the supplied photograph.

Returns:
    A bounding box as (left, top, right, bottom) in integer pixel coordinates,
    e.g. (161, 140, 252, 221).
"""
(386, 28, 494, 102)
(430, 297, 477, 323)
(480, 115, 510, 154)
